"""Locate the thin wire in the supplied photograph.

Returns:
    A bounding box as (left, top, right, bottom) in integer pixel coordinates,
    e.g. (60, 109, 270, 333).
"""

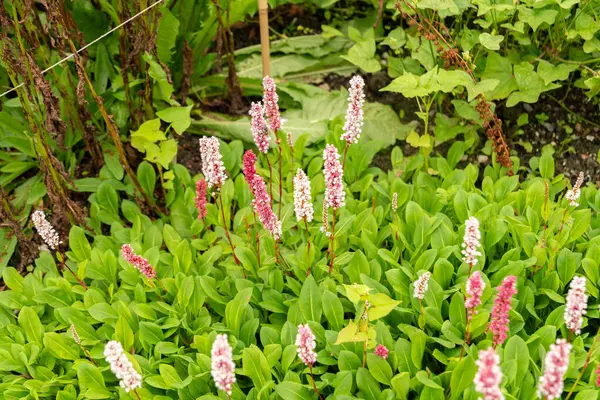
(0, 0, 164, 99)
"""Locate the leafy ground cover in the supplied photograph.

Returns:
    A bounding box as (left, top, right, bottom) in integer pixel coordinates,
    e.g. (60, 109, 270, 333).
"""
(1, 0, 600, 399)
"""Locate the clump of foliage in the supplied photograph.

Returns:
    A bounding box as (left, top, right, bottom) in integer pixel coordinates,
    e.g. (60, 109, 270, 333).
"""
(1, 73, 600, 400)
(1, 0, 600, 399)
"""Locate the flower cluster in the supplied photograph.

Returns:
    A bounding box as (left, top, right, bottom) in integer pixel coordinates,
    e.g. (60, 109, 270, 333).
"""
(32, 210, 62, 250)
(211, 334, 236, 396)
(413, 272, 431, 300)
(244, 170, 281, 240)
(70, 325, 81, 345)
(262, 76, 281, 132)
(566, 172, 584, 207)
(596, 363, 600, 388)
(462, 216, 482, 267)
(465, 271, 485, 320)
(489, 276, 517, 347)
(320, 201, 330, 237)
(249, 101, 270, 154)
(564, 276, 588, 335)
(474, 347, 504, 400)
(392, 192, 398, 213)
(293, 169, 314, 222)
(243, 150, 257, 186)
(195, 179, 208, 219)
(538, 339, 572, 400)
(104, 341, 142, 392)
(374, 344, 389, 360)
(199, 136, 227, 189)
(121, 244, 156, 279)
(323, 144, 345, 210)
(341, 75, 365, 145)
(296, 324, 317, 366)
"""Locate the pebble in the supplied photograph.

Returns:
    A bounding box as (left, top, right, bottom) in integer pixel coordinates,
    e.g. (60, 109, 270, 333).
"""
(543, 122, 555, 132)
(575, 122, 583, 133)
(523, 104, 533, 112)
(477, 155, 489, 163)
(586, 135, 594, 142)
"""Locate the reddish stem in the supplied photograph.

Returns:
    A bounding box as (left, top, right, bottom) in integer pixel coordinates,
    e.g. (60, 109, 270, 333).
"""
(328, 209, 337, 274)
(304, 218, 311, 276)
(217, 193, 244, 276)
(309, 364, 324, 400)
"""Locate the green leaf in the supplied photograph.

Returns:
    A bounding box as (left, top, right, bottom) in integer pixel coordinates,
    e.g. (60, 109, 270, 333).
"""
(299, 275, 322, 323)
(275, 381, 314, 400)
(137, 161, 157, 199)
(159, 364, 185, 388)
(366, 353, 393, 385)
(481, 53, 517, 100)
(356, 368, 382, 400)
(479, 33, 504, 50)
(537, 61, 578, 85)
(156, 7, 180, 64)
(130, 119, 165, 152)
(450, 356, 476, 399)
(76, 362, 111, 399)
(341, 40, 381, 73)
(225, 287, 253, 337)
(242, 344, 271, 389)
(139, 322, 165, 345)
(502, 335, 529, 385)
(43, 332, 80, 360)
(157, 106, 193, 135)
(143, 52, 175, 102)
(322, 290, 344, 330)
(69, 226, 91, 261)
(518, 6, 558, 31)
(18, 306, 44, 346)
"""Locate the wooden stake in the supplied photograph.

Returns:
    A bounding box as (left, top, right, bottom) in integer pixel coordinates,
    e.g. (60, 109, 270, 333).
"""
(258, 0, 270, 77)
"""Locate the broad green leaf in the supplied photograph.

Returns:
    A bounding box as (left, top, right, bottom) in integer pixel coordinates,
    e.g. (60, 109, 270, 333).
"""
(299, 275, 322, 323)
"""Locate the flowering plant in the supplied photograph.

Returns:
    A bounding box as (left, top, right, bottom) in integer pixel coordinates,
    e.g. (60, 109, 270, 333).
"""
(1, 76, 599, 400)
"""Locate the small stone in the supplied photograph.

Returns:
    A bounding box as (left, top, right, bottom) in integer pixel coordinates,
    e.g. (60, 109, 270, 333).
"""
(543, 122, 555, 132)
(523, 104, 533, 112)
(477, 155, 489, 163)
(575, 123, 583, 133)
(582, 154, 589, 160)
(586, 135, 594, 142)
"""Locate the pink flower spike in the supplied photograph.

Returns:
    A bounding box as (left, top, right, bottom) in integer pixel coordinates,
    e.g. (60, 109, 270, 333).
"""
(196, 179, 208, 219)
(121, 244, 156, 279)
(474, 347, 504, 400)
(564, 276, 588, 335)
(211, 334, 236, 396)
(413, 272, 431, 300)
(249, 101, 270, 153)
(104, 340, 142, 392)
(465, 271, 485, 321)
(199, 136, 227, 190)
(566, 172, 584, 207)
(262, 76, 281, 132)
(341, 75, 365, 145)
(32, 210, 62, 250)
(595, 363, 600, 387)
(296, 324, 317, 366)
(538, 339, 572, 400)
(243, 150, 257, 187)
(374, 344, 389, 360)
(488, 276, 517, 347)
(293, 169, 314, 222)
(323, 144, 345, 210)
(249, 173, 281, 240)
(462, 216, 482, 267)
